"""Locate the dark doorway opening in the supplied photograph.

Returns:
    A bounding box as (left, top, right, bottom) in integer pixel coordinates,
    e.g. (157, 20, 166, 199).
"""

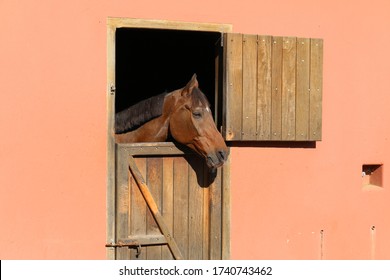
(115, 28, 222, 126)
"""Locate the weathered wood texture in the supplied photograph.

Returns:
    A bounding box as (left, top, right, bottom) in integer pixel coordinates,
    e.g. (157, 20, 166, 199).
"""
(106, 19, 233, 261)
(106, 22, 116, 260)
(108, 17, 232, 32)
(112, 143, 229, 260)
(224, 34, 323, 141)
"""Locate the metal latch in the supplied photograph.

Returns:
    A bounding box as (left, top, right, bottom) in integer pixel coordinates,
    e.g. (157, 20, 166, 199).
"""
(105, 242, 142, 258)
(110, 84, 116, 95)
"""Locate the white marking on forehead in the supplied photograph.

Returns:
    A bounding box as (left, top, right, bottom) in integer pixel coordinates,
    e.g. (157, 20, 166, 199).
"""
(206, 107, 210, 112)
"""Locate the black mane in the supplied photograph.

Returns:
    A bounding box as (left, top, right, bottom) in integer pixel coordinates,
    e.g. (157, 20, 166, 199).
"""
(115, 87, 210, 134)
(115, 92, 168, 133)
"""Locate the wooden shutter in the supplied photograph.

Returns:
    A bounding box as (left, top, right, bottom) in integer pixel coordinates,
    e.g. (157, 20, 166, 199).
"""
(107, 143, 230, 260)
(223, 33, 323, 141)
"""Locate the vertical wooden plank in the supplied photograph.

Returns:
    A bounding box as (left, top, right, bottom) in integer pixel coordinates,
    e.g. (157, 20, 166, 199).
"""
(106, 20, 116, 260)
(282, 37, 297, 140)
(115, 146, 130, 260)
(296, 37, 311, 140)
(221, 154, 231, 259)
(209, 168, 222, 259)
(224, 33, 243, 140)
(242, 34, 258, 140)
(271, 36, 283, 140)
(129, 157, 147, 259)
(173, 157, 189, 259)
(188, 156, 204, 259)
(146, 157, 163, 259)
(162, 157, 174, 260)
(202, 163, 210, 260)
(215, 37, 222, 126)
(310, 39, 323, 140)
(257, 35, 272, 140)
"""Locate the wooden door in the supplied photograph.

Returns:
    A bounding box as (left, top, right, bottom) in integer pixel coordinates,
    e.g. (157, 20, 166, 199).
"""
(106, 19, 232, 260)
(107, 143, 230, 260)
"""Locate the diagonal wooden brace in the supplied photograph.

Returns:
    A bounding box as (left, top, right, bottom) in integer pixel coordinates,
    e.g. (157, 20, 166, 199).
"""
(128, 155, 184, 260)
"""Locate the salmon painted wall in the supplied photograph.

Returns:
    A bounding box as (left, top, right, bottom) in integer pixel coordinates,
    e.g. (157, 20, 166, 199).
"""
(1, 0, 389, 259)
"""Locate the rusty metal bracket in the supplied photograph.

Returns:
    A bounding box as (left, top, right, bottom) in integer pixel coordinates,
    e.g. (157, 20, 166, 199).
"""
(105, 234, 168, 250)
(105, 242, 142, 258)
(136, 244, 142, 258)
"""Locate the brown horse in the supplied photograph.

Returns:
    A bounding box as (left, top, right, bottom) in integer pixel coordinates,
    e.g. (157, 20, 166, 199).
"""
(115, 74, 228, 169)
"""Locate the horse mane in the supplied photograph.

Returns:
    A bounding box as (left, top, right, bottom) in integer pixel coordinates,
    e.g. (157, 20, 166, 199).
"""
(115, 87, 210, 134)
(115, 92, 169, 133)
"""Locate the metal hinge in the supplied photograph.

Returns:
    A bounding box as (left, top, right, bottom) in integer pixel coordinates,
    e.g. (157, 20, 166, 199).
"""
(110, 84, 116, 95)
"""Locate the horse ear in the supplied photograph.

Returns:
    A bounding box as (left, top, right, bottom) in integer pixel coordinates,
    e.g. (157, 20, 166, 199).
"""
(182, 74, 199, 96)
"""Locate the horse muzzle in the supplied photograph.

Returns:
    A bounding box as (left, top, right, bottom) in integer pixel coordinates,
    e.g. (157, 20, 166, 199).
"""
(206, 149, 229, 169)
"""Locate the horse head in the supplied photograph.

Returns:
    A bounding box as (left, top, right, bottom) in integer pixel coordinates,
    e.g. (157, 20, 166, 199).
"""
(169, 74, 229, 169)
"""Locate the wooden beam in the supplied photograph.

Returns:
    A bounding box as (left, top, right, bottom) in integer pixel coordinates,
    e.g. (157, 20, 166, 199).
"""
(107, 17, 232, 33)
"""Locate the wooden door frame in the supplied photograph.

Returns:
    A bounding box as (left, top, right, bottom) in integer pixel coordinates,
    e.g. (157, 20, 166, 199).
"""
(106, 18, 232, 260)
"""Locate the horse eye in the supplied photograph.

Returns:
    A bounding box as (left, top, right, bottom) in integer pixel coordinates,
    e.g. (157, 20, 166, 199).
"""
(192, 111, 202, 119)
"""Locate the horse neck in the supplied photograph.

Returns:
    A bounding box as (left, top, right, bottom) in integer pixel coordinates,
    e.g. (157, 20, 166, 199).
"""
(115, 115, 170, 142)
(115, 90, 182, 143)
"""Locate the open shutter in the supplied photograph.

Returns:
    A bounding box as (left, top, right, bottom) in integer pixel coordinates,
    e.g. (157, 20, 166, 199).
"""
(223, 33, 323, 141)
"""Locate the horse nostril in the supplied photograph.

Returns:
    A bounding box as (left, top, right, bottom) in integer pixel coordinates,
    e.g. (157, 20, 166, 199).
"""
(218, 150, 227, 161)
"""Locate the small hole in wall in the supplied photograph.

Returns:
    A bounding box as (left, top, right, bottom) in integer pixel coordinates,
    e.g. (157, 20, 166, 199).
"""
(362, 164, 383, 190)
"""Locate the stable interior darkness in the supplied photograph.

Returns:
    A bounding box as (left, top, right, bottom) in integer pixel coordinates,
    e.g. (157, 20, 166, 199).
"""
(115, 28, 222, 127)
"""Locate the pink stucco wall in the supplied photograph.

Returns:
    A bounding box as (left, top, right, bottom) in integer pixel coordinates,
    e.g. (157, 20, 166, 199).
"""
(1, 0, 389, 259)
